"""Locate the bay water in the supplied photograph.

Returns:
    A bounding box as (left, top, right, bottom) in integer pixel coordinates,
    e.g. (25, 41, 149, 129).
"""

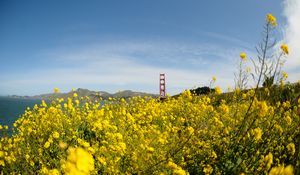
(0, 97, 42, 135)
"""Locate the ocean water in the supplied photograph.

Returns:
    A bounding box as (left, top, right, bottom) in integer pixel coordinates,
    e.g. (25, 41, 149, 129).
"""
(0, 97, 42, 135)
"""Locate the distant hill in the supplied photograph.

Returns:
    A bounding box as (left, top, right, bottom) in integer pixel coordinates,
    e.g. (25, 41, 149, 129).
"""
(7, 88, 158, 100)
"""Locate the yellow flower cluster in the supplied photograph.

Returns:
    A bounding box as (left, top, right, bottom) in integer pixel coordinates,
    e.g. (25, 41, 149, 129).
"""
(215, 86, 222, 95)
(0, 87, 298, 174)
(166, 161, 187, 175)
(267, 13, 277, 27)
(252, 127, 263, 141)
(240, 52, 247, 61)
(63, 147, 94, 175)
(212, 76, 217, 82)
(53, 88, 60, 93)
(264, 152, 273, 170)
(269, 165, 294, 175)
(281, 44, 289, 55)
(286, 143, 295, 156)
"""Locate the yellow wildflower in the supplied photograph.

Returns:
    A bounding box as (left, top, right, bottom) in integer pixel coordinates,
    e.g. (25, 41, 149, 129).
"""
(59, 141, 68, 149)
(258, 101, 268, 117)
(266, 13, 277, 27)
(167, 161, 178, 170)
(286, 143, 295, 155)
(53, 88, 60, 93)
(25, 154, 30, 160)
(187, 126, 194, 135)
(274, 124, 283, 135)
(65, 147, 94, 175)
(203, 165, 213, 175)
(0, 151, 4, 158)
(212, 76, 217, 82)
(281, 44, 289, 55)
(173, 169, 187, 175)
(0, 160, 5, 166)
(53, 131, 60, 139)
(215, 86, 222, 95)
(73, 93, 78, 98)
(44, 141, 50, 149)
(40, 167, 49, 174)
(240, 52, 247, 61)
(285, 116, 292, 126)
(48, 169, 60, 175)
(167, 161, 186, 175)
(147, 147, 155, 153)
(282, 72, 288, 80)
(253, 127, 263, 141)
(269, 165, 294, 175)
(264, 152, 273, 170)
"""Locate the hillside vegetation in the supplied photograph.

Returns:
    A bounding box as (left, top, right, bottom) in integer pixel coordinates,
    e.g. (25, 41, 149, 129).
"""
(7, 88, 157, 100)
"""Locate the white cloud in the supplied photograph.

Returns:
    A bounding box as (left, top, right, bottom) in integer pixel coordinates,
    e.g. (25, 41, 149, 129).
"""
(283, 0, 300, 82)
(1, 56, 233, 96)
(1, 40, 246, 95)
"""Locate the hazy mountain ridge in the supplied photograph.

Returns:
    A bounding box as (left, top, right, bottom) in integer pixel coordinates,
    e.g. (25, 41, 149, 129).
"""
(7, 88, 158, 100)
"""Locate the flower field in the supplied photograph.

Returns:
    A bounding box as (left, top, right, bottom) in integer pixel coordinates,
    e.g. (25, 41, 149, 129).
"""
(1, 14, 299, 175)
(0, 86, 299, 174)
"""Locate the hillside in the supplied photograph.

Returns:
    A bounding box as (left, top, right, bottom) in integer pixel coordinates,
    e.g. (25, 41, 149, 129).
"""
(8, 88, 158, 100)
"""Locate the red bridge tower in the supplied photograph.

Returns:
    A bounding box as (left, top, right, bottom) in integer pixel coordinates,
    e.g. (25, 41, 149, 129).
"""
(159, 73, 166, 98)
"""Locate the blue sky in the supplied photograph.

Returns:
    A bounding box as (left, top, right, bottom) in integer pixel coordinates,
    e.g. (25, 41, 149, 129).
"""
(1, 0, 299, 95)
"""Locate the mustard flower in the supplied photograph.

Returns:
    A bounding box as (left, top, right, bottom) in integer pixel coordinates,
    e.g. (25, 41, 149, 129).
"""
(269, 165, 294, 175)
(281, 44, 289, 55)
(44, 141, 50, 149)
(73, 93, 78, 98)
(264, 152, 273, 170)
(59, 141, 68, 149)
(203, 165, 213, 175)
(147, 147, 155, 153)
(0, 160, 5, 166)
(258, 101, 268, 117)
(282, 71, 288, 80)
(240, 52, 247, 61)
(266, 13, 277, 27)
(253, 127, 263, 141)
(65, 147, 94, 175)
(53, 87, 60, 93)
(53, 131, 60, 139)
(215, 86, 222, 95)
(286, 143, 295, 155)
(173, 169, 187, 175)
(284, 116, 292, 126)
(212, 76, 217, 82)
(187, 126, 194, 135)
(48, 169, 60, 175)
(167, 161, 178, 170)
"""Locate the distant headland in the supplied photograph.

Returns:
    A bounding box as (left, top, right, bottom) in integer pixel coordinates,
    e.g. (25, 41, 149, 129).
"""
(5, 88, 158, 100)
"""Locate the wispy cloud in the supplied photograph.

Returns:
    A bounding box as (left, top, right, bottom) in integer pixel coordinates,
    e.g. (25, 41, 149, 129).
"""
(1, 39, 249, 95)
(283, 0, 300, 81)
